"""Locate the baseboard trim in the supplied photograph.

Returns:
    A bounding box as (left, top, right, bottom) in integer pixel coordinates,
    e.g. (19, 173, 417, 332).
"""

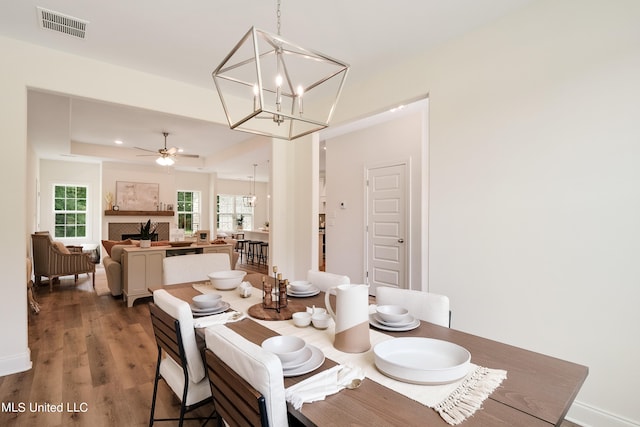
(0, 349, 32, 377)
(567, 400, 639, 427)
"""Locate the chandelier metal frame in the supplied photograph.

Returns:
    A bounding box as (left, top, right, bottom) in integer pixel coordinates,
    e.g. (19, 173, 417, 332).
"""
(212, 1, 349, 140)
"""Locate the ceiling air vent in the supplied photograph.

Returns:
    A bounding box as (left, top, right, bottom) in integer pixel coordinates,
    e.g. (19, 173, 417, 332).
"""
(37, 7, 88, 39)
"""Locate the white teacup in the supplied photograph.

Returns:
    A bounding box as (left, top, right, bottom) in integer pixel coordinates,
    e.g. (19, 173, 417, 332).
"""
(292, 312, 312, 327)
(311, 312, 331, 329)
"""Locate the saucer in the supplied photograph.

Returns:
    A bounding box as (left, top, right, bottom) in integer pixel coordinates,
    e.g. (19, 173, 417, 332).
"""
(287, 286, 320, 298)
(283, 345, 325, 377)
(373, 313, 416, 328)
(281, 346, 313, 370)
(190, 301, 230, 316)
(369, 313, 420, 332)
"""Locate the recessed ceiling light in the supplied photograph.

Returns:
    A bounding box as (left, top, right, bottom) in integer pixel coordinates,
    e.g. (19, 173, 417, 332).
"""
(114, 140, 123, 145)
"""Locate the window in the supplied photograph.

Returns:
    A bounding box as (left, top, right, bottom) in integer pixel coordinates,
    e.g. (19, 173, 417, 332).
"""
(53, 185, 87, 238)
(177, 191, 201, 235)
(217, 194, 254, 231)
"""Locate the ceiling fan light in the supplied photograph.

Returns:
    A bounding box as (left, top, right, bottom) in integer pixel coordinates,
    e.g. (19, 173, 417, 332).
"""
(156, 156, 174, 166)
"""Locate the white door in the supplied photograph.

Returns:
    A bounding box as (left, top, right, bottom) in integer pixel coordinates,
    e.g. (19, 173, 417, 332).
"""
(366, 163, 407, 294)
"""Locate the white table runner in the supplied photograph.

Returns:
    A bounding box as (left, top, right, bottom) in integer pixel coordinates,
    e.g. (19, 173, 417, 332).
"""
(194, 283, 506, 425)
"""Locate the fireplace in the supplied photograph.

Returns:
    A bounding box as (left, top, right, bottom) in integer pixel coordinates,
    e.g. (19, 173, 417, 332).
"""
(108, 223, 169, 241)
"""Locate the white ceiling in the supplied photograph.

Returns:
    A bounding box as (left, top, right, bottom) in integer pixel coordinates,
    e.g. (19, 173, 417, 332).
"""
(2, 0, 534, 181)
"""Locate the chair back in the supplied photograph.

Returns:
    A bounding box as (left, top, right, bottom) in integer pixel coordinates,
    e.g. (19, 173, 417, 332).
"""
(204, 349, 268, 427)
(376, 287, 451, 327)
(306, 269, 350, 291)
(151, 290, 206, 383)
(31, 232, 53, 276)
(162, 253, 231, 285)
(205, 325, 287, 427)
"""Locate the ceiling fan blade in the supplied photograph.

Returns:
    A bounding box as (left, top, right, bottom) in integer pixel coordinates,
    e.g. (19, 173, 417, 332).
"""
(134, 146, 158, 153)
(135, 154, 159, 157)
(176, 153, 200, 158)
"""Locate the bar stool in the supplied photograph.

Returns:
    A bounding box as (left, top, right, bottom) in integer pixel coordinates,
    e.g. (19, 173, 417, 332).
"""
(235, 239, 248, 262)
(247, 241, 262, 265)
(259, 242, 269, 266)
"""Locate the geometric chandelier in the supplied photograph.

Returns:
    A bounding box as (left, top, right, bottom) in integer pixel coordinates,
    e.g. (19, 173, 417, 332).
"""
(212, 0, 349, 141)
(243, 163, 258, 207)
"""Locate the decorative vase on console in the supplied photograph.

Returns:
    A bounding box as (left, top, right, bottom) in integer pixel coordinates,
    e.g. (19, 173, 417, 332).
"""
(139, 219, 156, 248)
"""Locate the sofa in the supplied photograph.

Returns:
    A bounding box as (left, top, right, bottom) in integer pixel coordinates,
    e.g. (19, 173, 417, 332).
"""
(102, 240, 240, 297)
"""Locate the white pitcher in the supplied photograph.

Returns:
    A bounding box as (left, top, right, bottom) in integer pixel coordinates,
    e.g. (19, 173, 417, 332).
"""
(325, 284, 371, 353)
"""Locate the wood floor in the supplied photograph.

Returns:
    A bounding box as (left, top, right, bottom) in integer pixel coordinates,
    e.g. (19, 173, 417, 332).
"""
(0, 270, 582, 427)
(0, 274, 214, 427)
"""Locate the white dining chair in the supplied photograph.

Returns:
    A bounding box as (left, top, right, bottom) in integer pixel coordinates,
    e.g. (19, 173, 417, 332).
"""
(306, 269, 350, 291)
(205, 325, 288, 427)
(149, 289, 214, 426)
(162, 253, 231, 285)
(375, 287, 451, 327)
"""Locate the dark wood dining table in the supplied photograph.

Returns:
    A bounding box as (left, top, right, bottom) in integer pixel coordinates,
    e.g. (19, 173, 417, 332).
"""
(151, 281, 588, 427)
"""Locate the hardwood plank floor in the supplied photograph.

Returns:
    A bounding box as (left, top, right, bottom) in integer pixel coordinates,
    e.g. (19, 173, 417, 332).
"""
(0, 270, 582, 426)
(0, 273, 213, 427)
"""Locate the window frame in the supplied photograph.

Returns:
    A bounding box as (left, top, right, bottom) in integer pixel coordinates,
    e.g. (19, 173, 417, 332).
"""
(177, 190, 201, 235)
(52, 184, 88, 239)
(217, 194, 254, 231)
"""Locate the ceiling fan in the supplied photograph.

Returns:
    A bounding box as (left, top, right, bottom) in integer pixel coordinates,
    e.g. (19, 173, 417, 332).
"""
(135, 132, 199, 166)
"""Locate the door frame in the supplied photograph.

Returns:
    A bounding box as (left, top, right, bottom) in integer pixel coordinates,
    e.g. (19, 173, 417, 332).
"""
(364, 159, 411, 295)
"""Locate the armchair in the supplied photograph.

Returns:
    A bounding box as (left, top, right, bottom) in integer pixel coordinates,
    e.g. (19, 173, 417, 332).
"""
(31, 232, 95, 292)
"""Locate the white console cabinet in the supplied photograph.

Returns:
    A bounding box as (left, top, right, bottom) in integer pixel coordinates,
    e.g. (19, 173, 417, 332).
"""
(122, 244, 234, 307)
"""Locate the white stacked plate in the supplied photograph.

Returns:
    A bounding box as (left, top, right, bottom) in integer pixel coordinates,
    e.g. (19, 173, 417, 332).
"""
(282, 345, 325, 377)
(287, 285, 320, 298)
(369, 313, 420, 332)
(374, 337, 471, 384)
(190, 301, 230, 317)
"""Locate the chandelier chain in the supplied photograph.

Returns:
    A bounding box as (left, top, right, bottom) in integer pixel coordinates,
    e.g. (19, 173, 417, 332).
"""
(276, 0, 281, 36)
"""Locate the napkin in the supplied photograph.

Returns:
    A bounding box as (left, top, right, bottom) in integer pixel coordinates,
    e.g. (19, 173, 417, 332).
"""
(285, 365, 365, 410)
(193, 311, 245, 328)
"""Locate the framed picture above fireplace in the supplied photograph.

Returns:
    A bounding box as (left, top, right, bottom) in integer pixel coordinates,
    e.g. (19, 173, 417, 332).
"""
(116, 181, 159, 211)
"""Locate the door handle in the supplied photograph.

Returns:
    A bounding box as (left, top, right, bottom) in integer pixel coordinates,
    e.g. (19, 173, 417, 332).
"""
(398, 238, 404, 243)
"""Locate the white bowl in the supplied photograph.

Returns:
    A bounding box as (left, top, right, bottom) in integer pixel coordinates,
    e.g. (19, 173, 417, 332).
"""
(311, 313, 331, 329)
(261, 336, 307, 363)
(292, 312, 312, 327)
(374, 337, 471, 384)
(289, 280, 312, 293)
(192, 293, 222, 309)
(376, 305, 409, 323)
(208, 270, 247, 290)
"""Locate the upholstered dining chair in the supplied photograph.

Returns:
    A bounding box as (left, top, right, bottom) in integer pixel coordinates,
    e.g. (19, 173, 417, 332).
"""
(306, 269, 350, 292)
(31, 232, 95, 291)
(162, 253, 231, 285)
(149, 290, 215, 427)
(204, 325, 289, 427)
(375, 286, 451, 327)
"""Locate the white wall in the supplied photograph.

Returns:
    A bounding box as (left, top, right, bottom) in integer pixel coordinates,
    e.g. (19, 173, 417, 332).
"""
(1, 61, 29, 376)
(325, 111, 425, 288)
(332, 1, 640, 425)
(39, 160, 102, 245)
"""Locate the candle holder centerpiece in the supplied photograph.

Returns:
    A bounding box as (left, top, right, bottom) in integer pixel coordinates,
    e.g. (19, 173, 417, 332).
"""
(262, 265, 288, 313)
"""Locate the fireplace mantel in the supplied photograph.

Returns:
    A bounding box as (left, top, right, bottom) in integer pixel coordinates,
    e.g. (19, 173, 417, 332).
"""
(104, 210, 174, 216)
